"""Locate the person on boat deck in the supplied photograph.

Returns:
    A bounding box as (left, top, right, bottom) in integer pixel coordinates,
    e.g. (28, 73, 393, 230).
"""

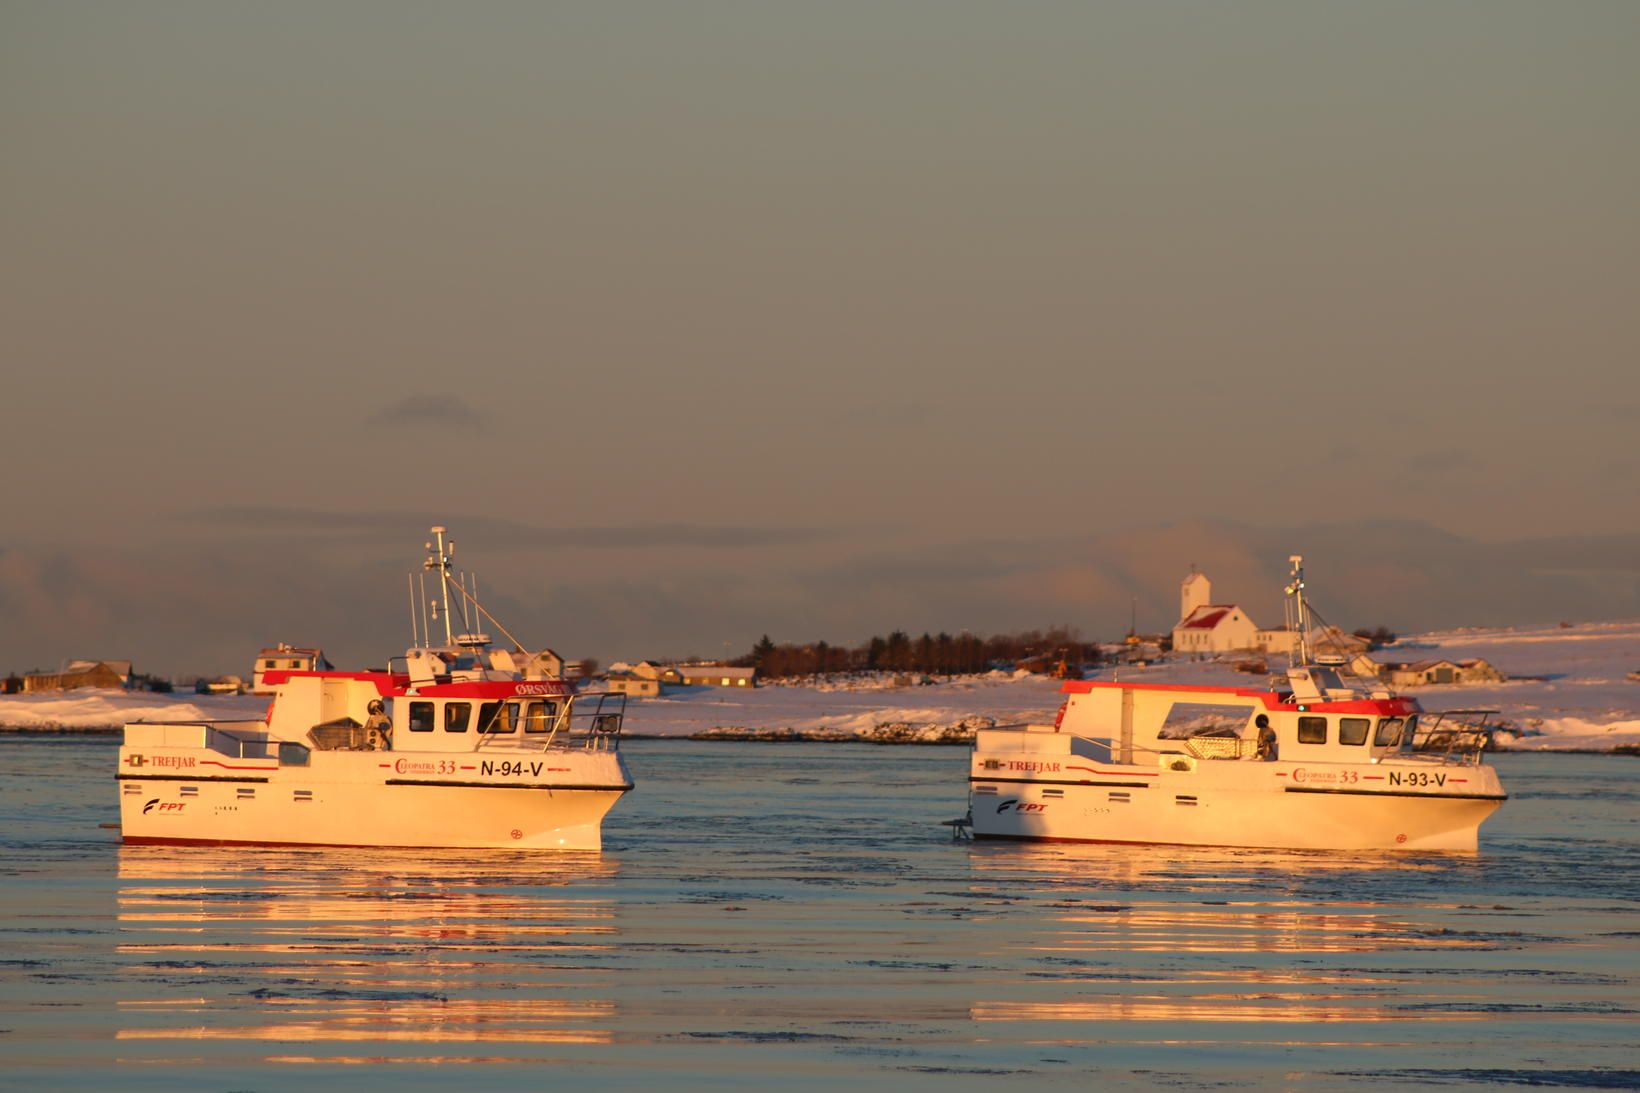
(364, 699, 393, 751)
(1255, 714, 1277, 760)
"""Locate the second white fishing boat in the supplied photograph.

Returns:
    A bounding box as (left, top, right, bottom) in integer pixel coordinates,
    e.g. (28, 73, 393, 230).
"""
(967, 557, 1506, 851)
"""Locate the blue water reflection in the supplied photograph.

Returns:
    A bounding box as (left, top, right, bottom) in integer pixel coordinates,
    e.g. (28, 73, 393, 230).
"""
(0, 739, 1635, 1089)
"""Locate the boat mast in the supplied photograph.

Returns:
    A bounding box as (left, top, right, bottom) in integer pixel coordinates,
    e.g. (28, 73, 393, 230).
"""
(425, 525, 455, 646)
(1284, 554, 1310, 667)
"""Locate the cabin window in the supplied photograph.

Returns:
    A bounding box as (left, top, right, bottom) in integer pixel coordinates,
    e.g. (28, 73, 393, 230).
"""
(479, 701, 518, 733)
(408, 701, 435, 732)
(1297, 716, 1328, 744)
(1339, 717, 1371, 746)
(523, 701, 557, 733)
(445, 702, 472, 732)
(278, 742, 311, 766)
(1157, 702, 1257, 740)
(1375, 718, 1405, 747)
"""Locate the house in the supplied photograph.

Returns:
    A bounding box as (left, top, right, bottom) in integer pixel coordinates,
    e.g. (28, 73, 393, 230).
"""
(1380, 658, 1505, 687)
(252, 644, 333, 692)
(1253, 627, 1301, 656)
(23, 659, 133, 693)
(520, 649, 565, 680)
(1457, 658, 1506, 683)
(629, 660, 684, 685)
(676, 664, 758, 688)
(605, 673, 662, 697)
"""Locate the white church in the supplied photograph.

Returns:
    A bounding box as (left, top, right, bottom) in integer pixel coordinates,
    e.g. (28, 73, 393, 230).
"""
(1170, 570, 1300, 656)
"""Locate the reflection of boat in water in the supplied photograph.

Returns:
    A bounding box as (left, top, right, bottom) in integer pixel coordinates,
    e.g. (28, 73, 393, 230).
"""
(117, 527, 633, 850)
(115, 846, 619, 1049)
(968, 557, 1506, 851)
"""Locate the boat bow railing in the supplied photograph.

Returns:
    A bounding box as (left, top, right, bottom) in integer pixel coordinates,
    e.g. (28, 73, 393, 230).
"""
(1407, 709, 1499, 765)
(541, 690, 627, 752)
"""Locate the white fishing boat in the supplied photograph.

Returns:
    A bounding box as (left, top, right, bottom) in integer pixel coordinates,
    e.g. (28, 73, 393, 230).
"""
(967, 558, 1507, 851)
(117, 527, 633, 850)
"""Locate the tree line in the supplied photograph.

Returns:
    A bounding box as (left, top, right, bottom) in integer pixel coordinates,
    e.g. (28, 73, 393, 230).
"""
(739, 627, 1102, 680)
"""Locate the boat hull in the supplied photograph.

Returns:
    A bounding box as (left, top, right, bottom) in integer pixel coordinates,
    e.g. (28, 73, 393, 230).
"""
(969, 758, 1505, 852)
(118, 747, 632, 851)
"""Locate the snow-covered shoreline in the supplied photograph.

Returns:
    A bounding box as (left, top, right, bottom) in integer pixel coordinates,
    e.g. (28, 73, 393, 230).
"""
(4, 619, 1636, 751)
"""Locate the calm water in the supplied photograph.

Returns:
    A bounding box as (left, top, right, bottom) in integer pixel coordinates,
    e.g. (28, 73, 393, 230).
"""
(1, 738, 1636, 1090)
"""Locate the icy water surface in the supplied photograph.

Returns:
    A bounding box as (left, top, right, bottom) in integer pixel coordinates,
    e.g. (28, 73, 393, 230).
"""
(1, 738, 1636, 1090)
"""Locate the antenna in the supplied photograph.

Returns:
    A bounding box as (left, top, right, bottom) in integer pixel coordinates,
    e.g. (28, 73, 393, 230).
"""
(425, 525, 454, 645)
(418, 570, 430, 648)
(407, 573, 417, 646)
(1284, 554, 1309, 667)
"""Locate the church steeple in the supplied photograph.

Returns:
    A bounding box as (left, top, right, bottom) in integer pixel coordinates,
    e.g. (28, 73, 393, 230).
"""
(1180, 567, 1212, 622)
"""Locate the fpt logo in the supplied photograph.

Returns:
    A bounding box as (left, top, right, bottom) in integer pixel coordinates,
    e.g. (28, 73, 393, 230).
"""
(995, 799, 1048, 814)
(142, 799, 186, 815)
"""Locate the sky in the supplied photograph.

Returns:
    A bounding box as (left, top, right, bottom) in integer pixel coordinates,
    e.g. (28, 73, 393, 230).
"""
(2, 2, 1637, 675)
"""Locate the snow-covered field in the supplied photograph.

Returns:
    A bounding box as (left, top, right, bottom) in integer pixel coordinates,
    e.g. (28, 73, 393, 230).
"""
(3, 620, 1636, 751)
(0, 690, 269, 732)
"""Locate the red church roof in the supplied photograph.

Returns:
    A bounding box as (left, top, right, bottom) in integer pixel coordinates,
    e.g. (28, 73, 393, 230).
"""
(1180, 606, 1237, 630)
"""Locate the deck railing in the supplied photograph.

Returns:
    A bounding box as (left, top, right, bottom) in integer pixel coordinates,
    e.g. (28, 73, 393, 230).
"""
(1407, 709, 1498, 765)
(540, 691, 627, 752)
